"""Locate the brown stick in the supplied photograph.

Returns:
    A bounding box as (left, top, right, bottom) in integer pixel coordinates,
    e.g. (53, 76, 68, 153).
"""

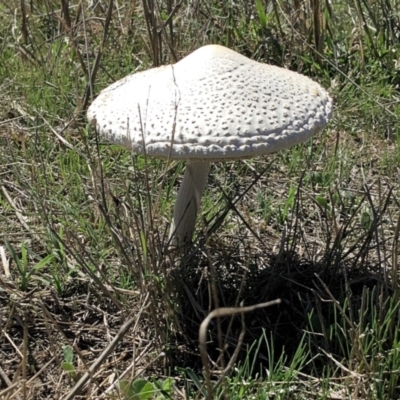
(199, 299, 281, 400)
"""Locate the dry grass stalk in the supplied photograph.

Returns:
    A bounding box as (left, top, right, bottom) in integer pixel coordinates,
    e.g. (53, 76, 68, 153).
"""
(199, 300, 281, 400)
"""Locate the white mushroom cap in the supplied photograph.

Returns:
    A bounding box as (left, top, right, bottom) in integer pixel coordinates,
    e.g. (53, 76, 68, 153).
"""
(87, 45, 332, 160)
(88, 45, 333, 247)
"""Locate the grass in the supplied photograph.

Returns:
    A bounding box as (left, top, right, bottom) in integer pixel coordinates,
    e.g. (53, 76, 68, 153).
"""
(1, 0, 400, 399)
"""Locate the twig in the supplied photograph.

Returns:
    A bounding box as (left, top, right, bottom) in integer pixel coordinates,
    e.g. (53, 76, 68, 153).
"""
(0, 362, 23, 400)
(0, 381, 24, 398)
(63, 294, 150, 400)
(22, 311, 28, 399)
(2, 331, 23, 358)
(100, 341, 153, 396)
(199, 299, 281, 400)
(0, 245, 10, 277)
(1, 185, 32, 235)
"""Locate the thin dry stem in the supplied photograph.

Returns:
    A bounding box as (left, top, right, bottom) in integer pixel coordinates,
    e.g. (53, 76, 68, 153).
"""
(199, 300, 281, 400)
(64, 294, 150, 400)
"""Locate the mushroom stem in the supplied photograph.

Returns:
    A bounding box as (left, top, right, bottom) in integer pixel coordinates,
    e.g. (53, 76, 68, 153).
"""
(170, 159, 211, 246)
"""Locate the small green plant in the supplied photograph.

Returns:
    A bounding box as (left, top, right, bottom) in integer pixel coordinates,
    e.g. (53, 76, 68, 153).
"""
(118, 377, 173, 400)
(4, 239, 55, 291)
(61, 345, 78, 382)
(277, 185, 296, 225)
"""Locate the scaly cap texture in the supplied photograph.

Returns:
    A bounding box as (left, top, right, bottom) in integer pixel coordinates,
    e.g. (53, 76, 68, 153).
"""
(87, 45, 333, 160)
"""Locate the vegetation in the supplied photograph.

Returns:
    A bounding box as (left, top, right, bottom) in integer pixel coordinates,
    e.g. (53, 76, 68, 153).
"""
(1, 0, 400, 399)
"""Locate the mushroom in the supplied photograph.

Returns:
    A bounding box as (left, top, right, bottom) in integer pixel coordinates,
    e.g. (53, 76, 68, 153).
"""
(87, 44, 333, 247)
